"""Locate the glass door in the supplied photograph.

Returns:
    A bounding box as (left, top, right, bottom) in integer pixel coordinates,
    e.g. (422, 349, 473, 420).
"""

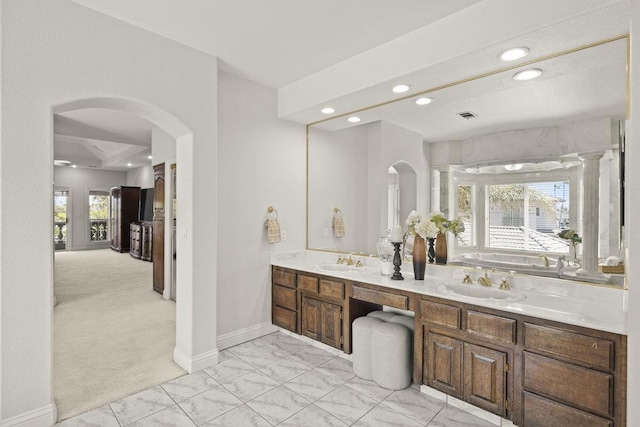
(54, 190, 70, 250)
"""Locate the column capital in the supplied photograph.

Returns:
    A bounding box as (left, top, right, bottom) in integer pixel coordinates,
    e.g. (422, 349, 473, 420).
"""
(578, 151, 605, 161)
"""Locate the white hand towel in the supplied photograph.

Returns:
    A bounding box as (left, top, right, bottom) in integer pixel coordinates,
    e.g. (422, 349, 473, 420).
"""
(605, 256, 621, 266)
(266, 218, 281, 243)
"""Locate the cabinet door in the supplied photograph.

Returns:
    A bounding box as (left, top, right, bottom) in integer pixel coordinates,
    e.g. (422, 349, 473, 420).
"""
(426, 332, 462, 398)
(320, 302, 342, 349)
(463, 343, 507, 416)
(301, 296, 321, 340)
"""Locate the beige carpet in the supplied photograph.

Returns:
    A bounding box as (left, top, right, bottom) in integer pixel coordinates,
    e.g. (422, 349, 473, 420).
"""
(54, 249, 186, 421)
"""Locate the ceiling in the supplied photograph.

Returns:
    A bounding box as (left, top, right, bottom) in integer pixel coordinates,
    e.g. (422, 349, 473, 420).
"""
(54, 108, 154, 171)
(58, 0, 629, 171)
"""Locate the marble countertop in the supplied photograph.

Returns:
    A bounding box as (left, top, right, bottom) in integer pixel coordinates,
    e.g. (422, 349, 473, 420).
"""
(272, 250, 628, 335)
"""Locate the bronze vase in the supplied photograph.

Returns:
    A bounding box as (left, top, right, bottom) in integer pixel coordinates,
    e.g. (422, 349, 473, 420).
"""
(435, 232, 448, 264)
(413, 235, 426, 280)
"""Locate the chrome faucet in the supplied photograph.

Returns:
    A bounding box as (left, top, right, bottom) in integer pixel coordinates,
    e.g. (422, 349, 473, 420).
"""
(538, 254, 550, 268)
(478, 272, 492, 287)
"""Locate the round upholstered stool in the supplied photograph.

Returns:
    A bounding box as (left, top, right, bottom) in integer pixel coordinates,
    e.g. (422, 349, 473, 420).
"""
(352, 316, 384, 380)
(389, 314, 415, 332)
(367, 310, 396, 322)
(371, 322, 412, 390)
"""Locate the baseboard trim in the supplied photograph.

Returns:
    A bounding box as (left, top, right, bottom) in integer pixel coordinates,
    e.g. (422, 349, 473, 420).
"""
(0, 403, 57, 427)
(217, 322, 278, 350)
(173, 347, 219, 373)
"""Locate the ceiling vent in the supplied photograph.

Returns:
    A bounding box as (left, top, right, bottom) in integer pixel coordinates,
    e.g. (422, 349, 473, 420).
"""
(457, 111, 478, 120)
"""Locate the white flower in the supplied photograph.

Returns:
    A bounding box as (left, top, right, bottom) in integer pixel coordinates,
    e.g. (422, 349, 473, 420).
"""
(406, 210, 421, 226)
(415, 218, 439, 239)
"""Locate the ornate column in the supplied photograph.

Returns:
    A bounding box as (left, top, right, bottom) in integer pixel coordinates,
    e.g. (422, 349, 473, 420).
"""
(577, 152, 604, 277)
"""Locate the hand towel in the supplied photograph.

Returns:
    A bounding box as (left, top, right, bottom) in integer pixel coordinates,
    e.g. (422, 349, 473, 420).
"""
(333, 215, 345, 238)
(605, 256, 621, 266)
(266, 218, 281, 243)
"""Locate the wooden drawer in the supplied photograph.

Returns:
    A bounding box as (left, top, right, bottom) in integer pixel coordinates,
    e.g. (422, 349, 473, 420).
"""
(353, 286, 408, 310)
(523, 352, 613, 418)
(272, 305, 297, 333)
(298, 274, 319, 293)
(524, 323, 614, 370)
(421, 300, 461, 330)
(273, 284, 296, 311)
(523, 391, 613, 427)
(272, 268, 296, 289)
(319, 279, 344, 299)
(466, 311, 516, 345)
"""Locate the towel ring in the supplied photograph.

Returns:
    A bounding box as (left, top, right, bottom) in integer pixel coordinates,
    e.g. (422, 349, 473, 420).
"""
(266, 206, 278, 219)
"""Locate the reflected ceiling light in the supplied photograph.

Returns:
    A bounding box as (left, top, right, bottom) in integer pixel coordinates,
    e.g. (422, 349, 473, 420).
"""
(504, 163, 524, 171)
(71, 164, 77, 168)
(348, 116, 361, 123)
(391, 84, 411, 94)
(321, 107, 335, 114)
(499, 47, 529, 62)
(513, 68, 542, 81)
(54, 159, 71, 166)
(415, 97, 433, 106)
(127, 163, 132, 167)
(147, 155, 153, 159)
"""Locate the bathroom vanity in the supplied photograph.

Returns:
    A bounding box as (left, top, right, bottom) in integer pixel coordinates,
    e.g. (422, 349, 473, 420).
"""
(271, 251, 627, 426)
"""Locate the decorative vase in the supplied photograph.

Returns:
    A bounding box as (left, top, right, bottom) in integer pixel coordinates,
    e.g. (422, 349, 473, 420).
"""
(428, 238, 435, 263)
(412, 235, 426, 280)
(435, 232, 448, 265)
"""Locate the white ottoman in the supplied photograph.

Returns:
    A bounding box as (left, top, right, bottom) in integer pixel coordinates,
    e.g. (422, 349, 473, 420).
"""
(372, 322, 412, 390)
(389, 314, 415, 332)
(367, 310, 396, 322)
(352, 316, 384, 380)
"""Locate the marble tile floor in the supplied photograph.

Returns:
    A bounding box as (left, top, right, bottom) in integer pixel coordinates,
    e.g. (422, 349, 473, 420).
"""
(57, 331, 495, 427)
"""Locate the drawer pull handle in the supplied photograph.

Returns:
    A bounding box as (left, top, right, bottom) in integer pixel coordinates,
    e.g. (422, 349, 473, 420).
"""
(592, 342, 598, 349)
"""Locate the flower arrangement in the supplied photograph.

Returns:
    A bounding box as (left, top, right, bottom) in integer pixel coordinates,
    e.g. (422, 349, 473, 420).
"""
(405, 211, 464, 239)
(557, 229, 582, 263)
(405, 211, 438, 239)
(428, 212, 465, 236)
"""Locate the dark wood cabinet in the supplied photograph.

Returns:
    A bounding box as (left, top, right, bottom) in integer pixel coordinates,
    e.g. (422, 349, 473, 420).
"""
(301, 295, 342, 349)
(463, 342, 507, 415)
(272, 267, 297, 333)
(301, 295, 321, 340)
(153, 164, 165, 294)
(110, 186, 140, 253)
(426, 332, 462, 398)
(130, 221, 152, 261)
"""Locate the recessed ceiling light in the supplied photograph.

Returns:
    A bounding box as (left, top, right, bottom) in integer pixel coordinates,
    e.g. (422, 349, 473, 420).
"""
(147, 155, 153, 159)
(127, 163, 132, 167)
(321, 107, 335, 114)
(71, 164, 77, 168)
(391, 84, 411, 94)
(504, 163, 524, 171)
(415, 97, 433, 106)
(513, 68, 542, 81)
(499, 47, 529, 62)
(348, 116, 361, 123)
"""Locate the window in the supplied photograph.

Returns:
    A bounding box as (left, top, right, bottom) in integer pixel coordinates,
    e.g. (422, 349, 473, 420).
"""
(487, 181, 570, 253)
(456, 184, 475, 246)
(89, 190, 109, 242)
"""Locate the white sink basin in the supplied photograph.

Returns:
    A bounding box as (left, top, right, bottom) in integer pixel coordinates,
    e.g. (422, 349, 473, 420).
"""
(437, 283, 526, 302)
(316, 263, 361, 273)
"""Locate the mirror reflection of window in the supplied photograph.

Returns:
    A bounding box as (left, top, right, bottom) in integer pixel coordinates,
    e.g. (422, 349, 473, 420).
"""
(486, 181, 570, 253)
(456, 184, 475, 247)
(388, 166, 400, 230)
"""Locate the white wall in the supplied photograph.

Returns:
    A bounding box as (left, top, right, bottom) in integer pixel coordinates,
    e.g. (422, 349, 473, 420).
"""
(627, 2, 639, 422)
(54, 166, 127, 250)
(152, 127, 176, 167)
(0, 1, 217, 423)
(216, 71, 305, 343)
(126, 165, 153, 188)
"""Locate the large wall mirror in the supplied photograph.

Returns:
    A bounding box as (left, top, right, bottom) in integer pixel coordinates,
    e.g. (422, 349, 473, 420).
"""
(307, 36, 627, 285)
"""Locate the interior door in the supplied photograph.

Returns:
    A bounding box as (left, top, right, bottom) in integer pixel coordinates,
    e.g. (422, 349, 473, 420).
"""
(153, 163, 165, 294)
(54, 189, 70, 251)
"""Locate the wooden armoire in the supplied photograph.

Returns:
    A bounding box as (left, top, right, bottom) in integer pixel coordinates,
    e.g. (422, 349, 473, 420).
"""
(153, 164, 165, 294)
(110, 186, 141, 253)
